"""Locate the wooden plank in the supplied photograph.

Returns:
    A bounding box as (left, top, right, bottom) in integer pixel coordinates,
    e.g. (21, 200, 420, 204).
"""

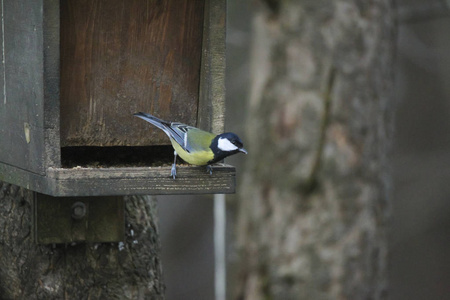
(0, 0, 47, 175)
(0, 162, 235, 196)
(197, 0, 226, 134)
(0, 163, 49, 192)
(43, 0, 61, 168)
(47, 164, 236, 196)
(60, 0, 205, 146)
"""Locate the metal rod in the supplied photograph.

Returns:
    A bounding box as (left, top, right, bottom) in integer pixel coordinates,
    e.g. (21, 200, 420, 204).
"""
(214, 193, 226, 300)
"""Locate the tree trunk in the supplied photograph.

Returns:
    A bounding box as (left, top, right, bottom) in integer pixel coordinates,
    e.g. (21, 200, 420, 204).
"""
(0, 182, 164, 299)
(235, 0, 396, 299)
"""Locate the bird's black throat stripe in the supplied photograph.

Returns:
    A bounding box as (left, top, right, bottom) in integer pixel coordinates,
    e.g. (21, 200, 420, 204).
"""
(208, 135, 240, 164)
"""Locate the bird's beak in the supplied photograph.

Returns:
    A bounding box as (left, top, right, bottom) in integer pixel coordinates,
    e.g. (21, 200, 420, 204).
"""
(239, 148, 248, 154)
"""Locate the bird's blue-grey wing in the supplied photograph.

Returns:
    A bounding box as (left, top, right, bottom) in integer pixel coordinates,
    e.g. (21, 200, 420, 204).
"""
(134, 112, 213, 154)
(170, 124, 215, 154)
(165, 122, 194, 152)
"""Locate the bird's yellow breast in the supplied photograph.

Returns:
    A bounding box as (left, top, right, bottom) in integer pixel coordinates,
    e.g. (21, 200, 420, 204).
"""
(172, 141, 214, 166)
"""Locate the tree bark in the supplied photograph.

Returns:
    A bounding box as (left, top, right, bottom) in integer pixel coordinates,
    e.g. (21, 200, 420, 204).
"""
(0, 182, 164, 299)
(235, 0, 396, 299)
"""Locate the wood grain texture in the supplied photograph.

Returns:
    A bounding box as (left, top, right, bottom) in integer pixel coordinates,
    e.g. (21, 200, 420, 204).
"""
(0, 162, 235, 196)
(47, 164, 236, 196)
(197, 0, 226, 134)
(60, 0, 205, 146)
(0, 0, 47, 174)
(43, 0, 61, 169)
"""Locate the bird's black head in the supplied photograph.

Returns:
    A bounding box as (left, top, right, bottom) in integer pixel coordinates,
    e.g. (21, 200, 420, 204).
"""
(209, 132, 247, 164)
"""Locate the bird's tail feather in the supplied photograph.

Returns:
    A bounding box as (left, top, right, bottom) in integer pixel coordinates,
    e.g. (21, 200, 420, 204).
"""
(134, 112, 171, 136)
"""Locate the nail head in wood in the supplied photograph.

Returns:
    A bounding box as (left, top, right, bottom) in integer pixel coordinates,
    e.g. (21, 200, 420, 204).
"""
(71, 201, 86, 220)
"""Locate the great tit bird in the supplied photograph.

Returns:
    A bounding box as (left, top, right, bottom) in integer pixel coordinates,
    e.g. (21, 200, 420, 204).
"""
(134, 112, 247, 179)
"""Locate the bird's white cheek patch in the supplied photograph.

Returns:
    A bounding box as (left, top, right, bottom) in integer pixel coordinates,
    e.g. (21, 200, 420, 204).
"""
(218, 137, 238, 151)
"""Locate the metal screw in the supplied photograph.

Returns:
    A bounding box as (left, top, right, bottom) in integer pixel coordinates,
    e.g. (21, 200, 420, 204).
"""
(71, 202, 86, 220)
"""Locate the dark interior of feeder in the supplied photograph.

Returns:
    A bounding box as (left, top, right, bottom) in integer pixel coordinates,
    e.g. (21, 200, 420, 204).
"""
(60, 145, 182, 168)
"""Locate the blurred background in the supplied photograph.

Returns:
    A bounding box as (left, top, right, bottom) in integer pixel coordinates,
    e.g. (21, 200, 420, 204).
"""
(390, 0, 450, 299)
(158, 0, 450, 299)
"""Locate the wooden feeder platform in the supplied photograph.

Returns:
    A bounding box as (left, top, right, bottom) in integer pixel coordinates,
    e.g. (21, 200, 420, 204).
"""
(0, 0, 234, 197)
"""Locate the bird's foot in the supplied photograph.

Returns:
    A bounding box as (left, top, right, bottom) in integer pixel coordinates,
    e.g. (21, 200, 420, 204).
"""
(171, 163, 177, 179)
(206, 165, 213, 175)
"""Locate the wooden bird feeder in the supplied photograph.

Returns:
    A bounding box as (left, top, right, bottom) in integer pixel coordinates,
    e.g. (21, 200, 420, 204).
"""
(0, 0, 234, 197)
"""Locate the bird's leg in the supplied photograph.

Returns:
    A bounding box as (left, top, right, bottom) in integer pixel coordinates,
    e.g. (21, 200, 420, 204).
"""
(206, 165, 213, 175)
(171, 151, 177, 179)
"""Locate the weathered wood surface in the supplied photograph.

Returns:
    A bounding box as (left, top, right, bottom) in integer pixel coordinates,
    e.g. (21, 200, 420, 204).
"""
(43, 0, 62, 169)
(60, 0, 205, 146)
(47, 164, 236, 196)
(0, 162, 235, 196)
(197, 0, 226, 134)
(0, 0, 47, 174)
(0, 182, 164, 299)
